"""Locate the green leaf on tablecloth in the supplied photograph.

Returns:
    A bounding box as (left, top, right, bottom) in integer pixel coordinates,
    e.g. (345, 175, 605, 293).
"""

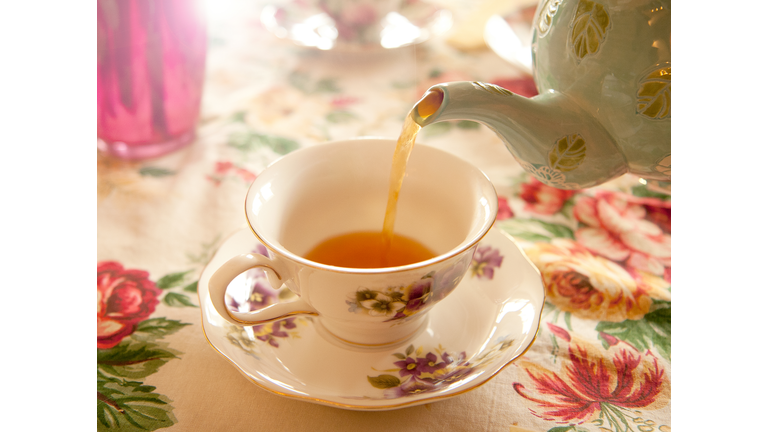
(558, 196, 577, 218)
(631, 184, 671, 200)
(367, 374, 401, 389)
(131, 318, 191, 342)
(97, 372, 177, 431)
(229, 131, 299, 156)
(325, 110, 358, 123)
(315, 78, 341, 93)
(98, 340, 180, 379)
(391, 80, 417, 89)
(163, 292, 198, 308)
(156, 270, 192, 289)
(420, 121, 452, 137)
(231, 110, 247, 123)
(183, 281, 198, 293)
(288, 72, 340, 94)
(548, 426, 590, 432)
(456, 120, 480, 129)
(496, 218, 575, 242)
(139, 167, 175, 177)
(596, 301, 671, 361)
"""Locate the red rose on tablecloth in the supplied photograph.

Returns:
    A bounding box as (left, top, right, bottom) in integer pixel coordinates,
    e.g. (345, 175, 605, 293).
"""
(573, 190, 671, 279)
(97, 261, 161, 349)
(519, 176, 576, 215)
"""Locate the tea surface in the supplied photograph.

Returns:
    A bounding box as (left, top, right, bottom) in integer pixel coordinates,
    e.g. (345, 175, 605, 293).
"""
(304, 231, 436, 268)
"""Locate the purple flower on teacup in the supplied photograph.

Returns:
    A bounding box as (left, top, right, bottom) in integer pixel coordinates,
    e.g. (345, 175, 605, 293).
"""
(387, 277, 434, 321)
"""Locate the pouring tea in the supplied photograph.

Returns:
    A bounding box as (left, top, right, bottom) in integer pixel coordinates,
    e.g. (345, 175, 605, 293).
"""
(412, 0, 671, 190)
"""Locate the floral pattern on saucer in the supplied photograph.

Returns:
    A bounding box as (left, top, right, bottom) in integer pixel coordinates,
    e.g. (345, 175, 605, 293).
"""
(367, 338, 517, 398)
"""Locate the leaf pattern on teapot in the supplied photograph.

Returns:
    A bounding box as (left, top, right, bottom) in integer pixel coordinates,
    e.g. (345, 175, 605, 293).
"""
(515, 158, 581, 190)
(654, 154, 671, 177)
(537, 0, 563, 36)
(548, 133, 586, 173)
(569, 0, 610, 62)
(471, 81, 514, 97)
(637, 66, 671, 119)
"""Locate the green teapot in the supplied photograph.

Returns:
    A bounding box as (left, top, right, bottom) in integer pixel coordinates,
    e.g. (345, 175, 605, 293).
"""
(413, 0, 670, 189)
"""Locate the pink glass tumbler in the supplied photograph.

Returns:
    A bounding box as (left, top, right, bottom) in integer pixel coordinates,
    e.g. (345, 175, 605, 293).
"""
(97, 0, 207, 160)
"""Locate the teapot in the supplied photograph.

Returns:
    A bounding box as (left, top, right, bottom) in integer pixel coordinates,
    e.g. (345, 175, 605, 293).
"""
(412, 0, 670, 189)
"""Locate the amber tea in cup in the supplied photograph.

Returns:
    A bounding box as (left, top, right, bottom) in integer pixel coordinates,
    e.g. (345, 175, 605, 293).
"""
(304, 231, 436, 268)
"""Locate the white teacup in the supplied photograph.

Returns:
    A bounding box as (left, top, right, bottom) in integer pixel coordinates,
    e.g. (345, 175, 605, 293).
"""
(209, 137, 497, 347)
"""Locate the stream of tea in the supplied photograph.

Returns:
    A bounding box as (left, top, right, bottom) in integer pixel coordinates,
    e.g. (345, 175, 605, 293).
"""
(380, 90, 444, 256)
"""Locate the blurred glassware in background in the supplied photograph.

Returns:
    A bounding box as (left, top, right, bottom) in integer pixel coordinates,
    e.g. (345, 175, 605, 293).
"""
(483, 1, 538, 74)
(97, 0, 207, 160)
(260, 0, 452, 52)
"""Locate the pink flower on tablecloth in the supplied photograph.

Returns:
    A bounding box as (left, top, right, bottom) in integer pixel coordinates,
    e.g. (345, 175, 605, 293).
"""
(513, 326, 668, 425)
(490, 77, 539, 98)
(97, 261, 161, 349)
(330, 95, 360, 108)
(573, 190, 671, 279)
(497, 196, 514, 220)
(519, 176, 576, 215)
(207, 160, 257, 185)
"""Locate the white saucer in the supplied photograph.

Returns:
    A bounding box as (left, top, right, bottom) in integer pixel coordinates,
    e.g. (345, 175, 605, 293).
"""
(199, 226, 545, 411)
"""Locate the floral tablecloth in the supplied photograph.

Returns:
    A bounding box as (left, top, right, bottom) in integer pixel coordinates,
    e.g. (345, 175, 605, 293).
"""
(97, 1, 671, 430)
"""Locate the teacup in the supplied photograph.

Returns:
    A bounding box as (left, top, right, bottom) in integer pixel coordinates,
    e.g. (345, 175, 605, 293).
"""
(208, 137, 497, 347)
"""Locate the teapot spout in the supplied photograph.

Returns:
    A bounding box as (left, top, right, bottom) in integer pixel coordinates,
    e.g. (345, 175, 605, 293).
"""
(411, 81, 628, 189)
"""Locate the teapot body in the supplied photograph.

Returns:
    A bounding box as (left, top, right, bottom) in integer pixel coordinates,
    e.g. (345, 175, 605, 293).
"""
(531, 0, 671, 180)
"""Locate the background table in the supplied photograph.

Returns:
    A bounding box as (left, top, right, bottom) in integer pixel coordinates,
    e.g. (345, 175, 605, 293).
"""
(96, 1, 671, 430)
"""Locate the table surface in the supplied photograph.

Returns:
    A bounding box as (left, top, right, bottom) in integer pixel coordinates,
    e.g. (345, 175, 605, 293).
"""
(96, 1, 671, 431)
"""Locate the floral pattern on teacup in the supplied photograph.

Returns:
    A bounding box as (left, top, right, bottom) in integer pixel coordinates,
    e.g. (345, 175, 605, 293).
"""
(347, 274, 434, 321)
(347, 245, 498, 321)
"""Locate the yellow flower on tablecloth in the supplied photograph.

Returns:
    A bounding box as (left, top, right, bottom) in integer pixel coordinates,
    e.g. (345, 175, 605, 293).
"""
(525, 239, 670, 322)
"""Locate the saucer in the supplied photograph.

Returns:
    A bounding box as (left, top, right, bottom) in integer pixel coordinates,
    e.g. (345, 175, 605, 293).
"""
(198, 226, 545, 411)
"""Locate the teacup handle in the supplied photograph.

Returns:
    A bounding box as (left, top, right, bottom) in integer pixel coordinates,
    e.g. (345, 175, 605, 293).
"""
(208, 253, 319, 326)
